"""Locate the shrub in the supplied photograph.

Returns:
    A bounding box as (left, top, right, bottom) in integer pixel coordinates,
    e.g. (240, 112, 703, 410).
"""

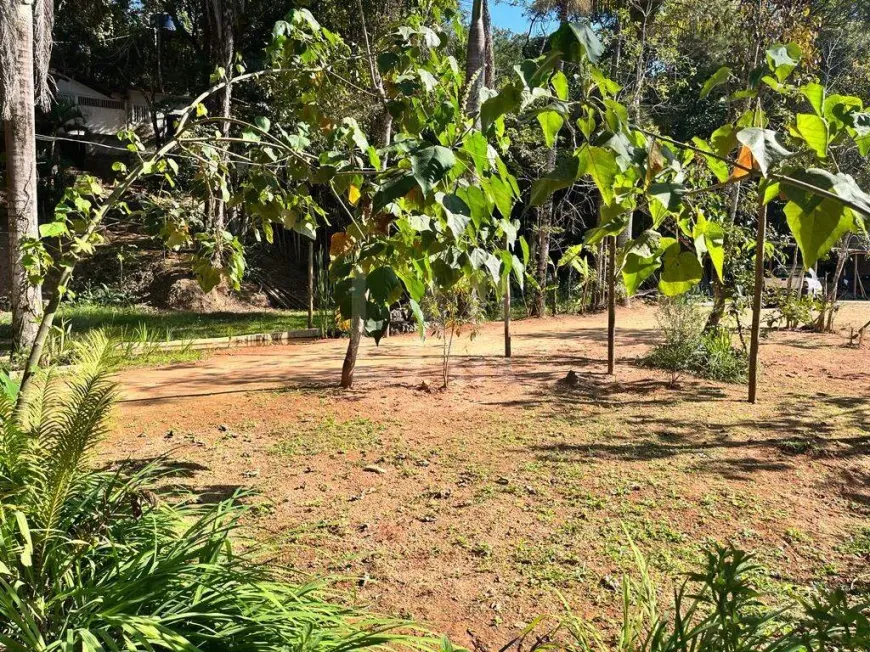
(644, 298, 747, 385)
(560, 543, 870, 651)
(423, 281, 482, 388)
(765, 289, 820, 330)
(0, 333, 418, 650)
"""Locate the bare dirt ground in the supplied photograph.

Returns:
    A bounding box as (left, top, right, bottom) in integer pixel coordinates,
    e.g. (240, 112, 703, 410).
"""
(101, 302, 870, 650)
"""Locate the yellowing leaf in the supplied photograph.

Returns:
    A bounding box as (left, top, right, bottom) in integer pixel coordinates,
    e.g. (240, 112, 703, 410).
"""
(348, 184, 361, 205)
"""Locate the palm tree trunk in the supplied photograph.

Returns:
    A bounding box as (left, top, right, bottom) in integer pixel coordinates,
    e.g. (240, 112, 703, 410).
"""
(4, 0, 43, 354)
(465, 0, 487, 116)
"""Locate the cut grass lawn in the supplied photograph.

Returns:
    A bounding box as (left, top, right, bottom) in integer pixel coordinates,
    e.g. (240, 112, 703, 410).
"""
(0, 305, 310, 343)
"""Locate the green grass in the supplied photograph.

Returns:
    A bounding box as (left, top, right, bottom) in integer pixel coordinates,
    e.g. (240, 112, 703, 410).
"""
(0, 305, 310, 343)
(271, 416, 386, 457)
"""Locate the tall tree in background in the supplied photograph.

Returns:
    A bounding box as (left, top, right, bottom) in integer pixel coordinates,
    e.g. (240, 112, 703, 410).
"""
(1, 0, 52, 353)
(465, 0, 494, 116)
(206, 0, 235, 257)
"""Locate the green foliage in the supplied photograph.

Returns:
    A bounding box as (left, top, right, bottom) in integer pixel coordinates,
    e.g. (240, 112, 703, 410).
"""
(0, 335, 419, 650)
(561, 543, 870, 651)
(765, 290, 820, 330)
(644, 298, 747, 385)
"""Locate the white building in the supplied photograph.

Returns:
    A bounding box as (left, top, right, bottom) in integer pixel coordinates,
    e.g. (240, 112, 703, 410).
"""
(54, 72, 166, 140)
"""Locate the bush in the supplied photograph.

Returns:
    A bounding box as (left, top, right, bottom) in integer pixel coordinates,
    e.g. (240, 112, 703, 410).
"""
(560, 543, 870, 651)
(0, 333, 417, 650)
(765, 289, 820, 330)
(644, 298, 747, 385)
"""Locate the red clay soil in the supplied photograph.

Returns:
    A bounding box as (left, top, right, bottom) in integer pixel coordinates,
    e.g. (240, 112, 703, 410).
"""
(101, 303, 870, 650)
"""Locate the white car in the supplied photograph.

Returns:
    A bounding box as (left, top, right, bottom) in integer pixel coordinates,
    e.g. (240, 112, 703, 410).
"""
(766, 266, 822, 296)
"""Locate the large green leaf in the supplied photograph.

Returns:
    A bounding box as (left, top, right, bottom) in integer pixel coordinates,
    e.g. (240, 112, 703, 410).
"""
(411, 146, 456, 195)
(585, 212, 629, 246)
(550, 22, 603, 64)
(795, 113, 829, 158)
(530, 154, 582, 207)
(693, 214, 725, 281)
(551, 70, 569, 101)
(823, 94, 863, 135)
(469, 249, 502, 285)
(579, 145, 618, 206)
(486, 176, 516, 219)
(765, 43, 801, 82)
(480, 83, 522, 132)
(785, 198, 853, 269)
(372, 173, 417, 213)
(784, 168, 870, 218)
(649, 181, 686, 214)
(700, 66, 731, 99)
(364, 301, 391, 344)
(397, 269, 425, 303)
(367, 266, 403, 305)
(515, 51, 562, 89)
(736, 128, 793, 176)
(801, 82, 825, 116)
(441, 193, 472, 240)
(462, 132, 490, 174)
(659, 242, 703, 296)
(621, 230, 665, 296)
(456, 185, 491, 226)
(537, 110, 564, 148)
(691, 137, 729, 182)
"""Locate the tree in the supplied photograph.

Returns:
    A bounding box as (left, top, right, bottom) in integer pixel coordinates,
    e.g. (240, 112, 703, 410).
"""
(1, 0, 53, 353)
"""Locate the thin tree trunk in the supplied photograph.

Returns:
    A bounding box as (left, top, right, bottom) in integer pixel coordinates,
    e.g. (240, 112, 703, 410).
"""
(534, 200, 552, 317)
(607, 235, 616, 375)
(338, 0, 393, 389)
(504, 233, 511, 357)
(207, 0, 234, 242)
(340, 271, 366, 388)
(748, 197, 766, 404)
(340, 312, 364, 388)
(307, 239, 314, 329)
(5, 0, 43, 355)
(819, 241, 848, 332)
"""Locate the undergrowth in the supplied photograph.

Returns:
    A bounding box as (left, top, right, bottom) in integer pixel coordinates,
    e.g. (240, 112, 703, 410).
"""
(643, 298, 748, 385)
(0, 333, 423, 650)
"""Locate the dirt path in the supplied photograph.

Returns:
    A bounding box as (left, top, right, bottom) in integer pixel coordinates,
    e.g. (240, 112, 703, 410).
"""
(117, 308, 641, 402)
(105, 304, 870, 649)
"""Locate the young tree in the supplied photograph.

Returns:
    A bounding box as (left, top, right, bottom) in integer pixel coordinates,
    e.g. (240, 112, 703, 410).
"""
(0, 0, 52, 353)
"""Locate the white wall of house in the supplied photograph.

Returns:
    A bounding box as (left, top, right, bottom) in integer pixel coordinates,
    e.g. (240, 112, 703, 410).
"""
(54, 75, 161, 137)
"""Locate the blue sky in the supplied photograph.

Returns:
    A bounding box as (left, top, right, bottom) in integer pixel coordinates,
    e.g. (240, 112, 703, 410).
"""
(486, 1, 558, 35)
(489, 2, 529, 32)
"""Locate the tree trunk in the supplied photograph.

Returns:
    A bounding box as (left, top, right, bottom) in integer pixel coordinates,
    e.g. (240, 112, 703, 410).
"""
(340, 313, 364, 388)
(207, 0, 234, 241)
(503, 231, 511, 357)
(340, 272, 366, 388)
(5, 0, 43, 354)
(607, 236, 616, 374)
(748, 197, 766, 404)
(533, 199, 552, 317)
(307, 239, 314, 329)
(464, 0, 487, 116)
(819, 240, 848, 332)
